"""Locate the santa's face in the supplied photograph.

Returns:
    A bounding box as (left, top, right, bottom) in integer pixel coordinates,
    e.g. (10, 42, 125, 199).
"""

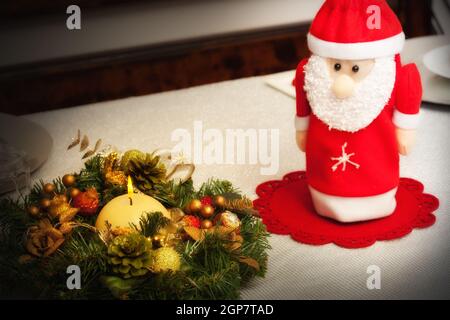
(304, 55, 396, 133)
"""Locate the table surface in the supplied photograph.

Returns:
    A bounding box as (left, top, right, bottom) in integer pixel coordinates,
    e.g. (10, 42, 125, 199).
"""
(23, 66, 450, 300)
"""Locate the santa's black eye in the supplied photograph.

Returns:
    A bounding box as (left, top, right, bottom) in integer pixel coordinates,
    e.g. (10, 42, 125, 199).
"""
(352, 65, 360, 73)
(334, 63, 342, 71)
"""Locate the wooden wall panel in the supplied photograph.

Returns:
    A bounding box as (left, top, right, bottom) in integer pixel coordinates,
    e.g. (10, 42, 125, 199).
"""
(0, 30, 309, 115)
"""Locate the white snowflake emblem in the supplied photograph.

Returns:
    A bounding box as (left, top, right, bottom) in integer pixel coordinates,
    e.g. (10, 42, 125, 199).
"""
(331, 142, 360, 172)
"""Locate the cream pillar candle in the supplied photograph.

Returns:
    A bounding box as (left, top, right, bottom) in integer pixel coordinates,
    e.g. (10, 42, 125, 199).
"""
(95, 176, 170, 233)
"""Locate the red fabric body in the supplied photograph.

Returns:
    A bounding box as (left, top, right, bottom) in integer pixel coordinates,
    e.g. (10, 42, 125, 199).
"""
(254, 172, 439, 249)
(306, 111, 399, 197)
(310, 0, 403, 43)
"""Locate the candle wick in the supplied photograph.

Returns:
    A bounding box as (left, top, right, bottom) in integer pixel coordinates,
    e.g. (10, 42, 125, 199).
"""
(129, 197, 133, 206)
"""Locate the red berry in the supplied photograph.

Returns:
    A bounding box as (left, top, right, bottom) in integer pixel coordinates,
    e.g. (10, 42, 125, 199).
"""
(182, 215, 201, 228)
(200, 196, 213, 206)
(72, 188, 100, 216)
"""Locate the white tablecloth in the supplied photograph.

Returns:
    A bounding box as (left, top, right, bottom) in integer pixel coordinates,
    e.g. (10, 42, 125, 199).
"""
(24, 73, 450, 300)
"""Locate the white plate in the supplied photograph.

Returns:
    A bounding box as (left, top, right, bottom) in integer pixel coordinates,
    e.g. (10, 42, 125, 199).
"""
(423, 45, 450, 79)
(0, 113, 53, 194)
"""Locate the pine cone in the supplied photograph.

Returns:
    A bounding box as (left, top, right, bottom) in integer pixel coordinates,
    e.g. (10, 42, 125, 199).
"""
(107, 233, 152, 279)
(126, 153, 166, 193)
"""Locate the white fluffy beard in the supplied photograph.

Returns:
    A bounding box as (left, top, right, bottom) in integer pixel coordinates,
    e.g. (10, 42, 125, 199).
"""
(304, 55, 396, 133)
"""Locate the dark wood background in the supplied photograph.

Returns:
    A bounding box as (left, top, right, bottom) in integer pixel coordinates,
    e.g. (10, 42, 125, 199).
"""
(0, 0, 434, 115)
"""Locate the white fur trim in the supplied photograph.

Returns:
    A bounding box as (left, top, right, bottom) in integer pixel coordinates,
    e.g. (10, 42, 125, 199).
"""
(304, 55, 396, 133)
(309, 186, 398, 223)
(393, 110, 420, 129)
(307, 32, 405, 60)
(295, 116, 310, 131)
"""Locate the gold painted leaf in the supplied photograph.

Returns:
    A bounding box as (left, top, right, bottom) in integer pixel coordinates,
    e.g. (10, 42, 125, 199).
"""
(44, 238, 65, 257)
(80, 135, 89, 152)
(59, 208, 79, 223)
(67, 129, 81, 150)
(47, 227, 64, 240)
(184, 226, 204, 241)
(238, 256, 260, 271)
(82, 150, 96, 159)
(93, 139, 102, 152)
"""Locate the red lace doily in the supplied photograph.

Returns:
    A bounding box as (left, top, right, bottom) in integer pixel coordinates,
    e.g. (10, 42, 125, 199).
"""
(254, 171, 439, 249)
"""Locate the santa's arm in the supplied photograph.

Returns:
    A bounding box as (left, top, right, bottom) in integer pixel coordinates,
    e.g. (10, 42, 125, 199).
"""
(294, 58, 311, 132)
(393, 63, 423, 155)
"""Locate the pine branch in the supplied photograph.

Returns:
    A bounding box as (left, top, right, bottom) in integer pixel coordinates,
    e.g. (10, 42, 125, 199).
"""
(0, 199, 31, 250)
(239, 215, 270, 282)
(185, 264, 241, 300)
(75, 155, 105, 191)
(131, 260, 241, 300)
(45, 229, 111, 299)
(153, 178, 196, 208)
(101, 184, 126, 207)
(196, 179, 240, 198)
(133, 212, 170, 237)
(27, 178, 67, 206)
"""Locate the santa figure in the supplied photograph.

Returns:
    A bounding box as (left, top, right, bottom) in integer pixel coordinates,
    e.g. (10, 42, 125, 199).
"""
(295, 0, 422, 223)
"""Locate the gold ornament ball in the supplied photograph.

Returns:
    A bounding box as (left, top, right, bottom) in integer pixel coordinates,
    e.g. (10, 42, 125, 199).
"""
(62, 174, 76, 187)
(27, 206, 40, 216)
(188, 199, 202, 213)
(201, 219, 213, 229)
(43, 183, 55, 194)
(200, 205, 215, 218)
(39, 198, 51, 209)
(216, 211, 241, 230)
(69, 188, 81, 199)
(213, 195, 226, 207)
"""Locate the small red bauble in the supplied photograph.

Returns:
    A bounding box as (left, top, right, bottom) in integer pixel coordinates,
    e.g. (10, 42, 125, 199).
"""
(182, 215, 201, 229)
(72, 188, 100, 216)
(200, 196, 213, 207)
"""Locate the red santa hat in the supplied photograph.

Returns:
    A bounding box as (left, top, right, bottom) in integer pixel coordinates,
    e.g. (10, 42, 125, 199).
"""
(307, 0, 405, 60)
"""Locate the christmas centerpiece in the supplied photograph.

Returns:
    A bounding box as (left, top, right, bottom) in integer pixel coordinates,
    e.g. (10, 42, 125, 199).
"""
(0, 147, 269, 299)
